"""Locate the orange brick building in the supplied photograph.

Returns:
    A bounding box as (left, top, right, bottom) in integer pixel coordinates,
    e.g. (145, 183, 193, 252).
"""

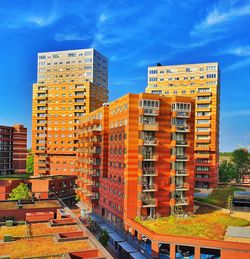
(0, 124, 27, 175)
(77, 93, 195, 227)
(32, 49, 108, 176)
(145, 62, 220, 188)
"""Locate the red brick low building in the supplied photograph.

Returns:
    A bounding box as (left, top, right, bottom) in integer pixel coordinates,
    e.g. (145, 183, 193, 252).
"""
(0, 124, 27, 175)
(0, 175, 76, 200)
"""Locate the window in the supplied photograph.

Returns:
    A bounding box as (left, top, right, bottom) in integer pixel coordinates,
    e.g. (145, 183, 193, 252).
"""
(39, 55, 46, 60)
(149, 70, 158, 74)
(149, 77, 157, 82)
(68, 53, 76, 57)
(206, 65, 217, 71)
(84, 58, 92, 63)
(207, 74, 216, 78)
(151, 90, 162, 94)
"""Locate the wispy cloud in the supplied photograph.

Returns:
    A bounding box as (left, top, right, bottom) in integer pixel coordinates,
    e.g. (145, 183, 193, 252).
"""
(99, 13, 109, 23)
(0, 2, 61, 29)
(224, 58, 250, 72)
(221, 44, 250, 71)
(55, 32, 91, 42)
(192, 1, 250, 36)
(222, 110, 250, 117)
(226, 45, 250, 57)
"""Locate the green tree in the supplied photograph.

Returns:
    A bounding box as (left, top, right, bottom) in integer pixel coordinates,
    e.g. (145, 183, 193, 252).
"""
(219, 161, 237, 182)
(8, 183, 31, 200)
(232, 149, 249, 182)
(26, 152, 34, 173)
(99, 230, 109, 247)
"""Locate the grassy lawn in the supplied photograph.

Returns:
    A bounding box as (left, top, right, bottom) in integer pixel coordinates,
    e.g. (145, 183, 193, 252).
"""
(136, 211, 249, 240)
(194, 186, 245, 208)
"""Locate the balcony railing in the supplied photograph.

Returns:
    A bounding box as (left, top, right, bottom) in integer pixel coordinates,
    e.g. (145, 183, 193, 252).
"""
(142, 198, 156, 207)
(142, 154, 158, 161)
(176, 125, 190, 132)
(176, 155, 188, 161)
(176, 140, 188, 146)
(142, 184, 156, 192)
(176, 111, 190, 118)
(175, 198, 188, 206)
(175, 184, 189, 191)
(142, 108, 159, 116)
(143, 139, 157, 145)
(140, 123, 159, 131)
(142, 168, 157, 176)
(176, 169, 188, 176)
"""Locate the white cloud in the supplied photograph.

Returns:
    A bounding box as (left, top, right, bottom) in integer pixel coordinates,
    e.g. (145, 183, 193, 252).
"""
(99, 13, 109, 23)
(54, 32, 91, 42)
(221, 110, 250, 117)
(227, 45, 250, 57)
(224, 58, 250, 72)
(192, 2, 250, 36)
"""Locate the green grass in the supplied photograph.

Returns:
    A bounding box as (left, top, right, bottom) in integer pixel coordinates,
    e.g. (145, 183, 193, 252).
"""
(195, 186, 245, 208)
(136, 211, 249, 240)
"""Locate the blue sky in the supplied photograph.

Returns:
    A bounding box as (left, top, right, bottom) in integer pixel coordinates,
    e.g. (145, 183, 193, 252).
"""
(0, 0, 250, 151)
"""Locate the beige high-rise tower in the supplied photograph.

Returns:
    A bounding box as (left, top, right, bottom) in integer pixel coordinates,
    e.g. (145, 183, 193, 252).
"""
(32, 48, 108, 176)
(145, 62, 220, 188)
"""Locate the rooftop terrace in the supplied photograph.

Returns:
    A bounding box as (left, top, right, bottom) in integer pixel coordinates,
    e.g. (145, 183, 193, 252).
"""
(135, 211, 250, 241)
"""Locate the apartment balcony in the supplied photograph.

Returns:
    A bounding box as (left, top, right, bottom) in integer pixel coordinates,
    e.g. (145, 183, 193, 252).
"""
(171, 154, 189, 162)
(172, 111, 190, 118)
(142, 168, 158, 176)
(195, 153, 210, 159)
(141, 154, 158, 161)
(196, 131, 210, 136)
(196, 138, 210, 144)
(139, 138, 158, 146)
(196, 99, 211, 104)
(142, 198, 156, 207)
(175, 184, 189, 191)
(139, 108, 159, 116)
(170, 140, 189, 147)
(197, 92, 212, 96)
(171, 125, 190, 133)
(195, 146, 210, 151)
(175, 198, 188, 206)
(139, 123, 159, 131)
(176, 169, 188, 176)
(142, 184, 157, 192)
(176, 154, 189, 161)
(196, 107, 211, 112)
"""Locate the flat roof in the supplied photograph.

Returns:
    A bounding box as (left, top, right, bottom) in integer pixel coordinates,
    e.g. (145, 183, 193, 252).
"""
(0, 222, 94, 258)
(119, 241, 137, 253)
(227, 226, 250, 239)
(135, 211, 250, 240)
(109, 232, 125, 242)
(130, 251, 147, 259)
(0, 200, 62, 210)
